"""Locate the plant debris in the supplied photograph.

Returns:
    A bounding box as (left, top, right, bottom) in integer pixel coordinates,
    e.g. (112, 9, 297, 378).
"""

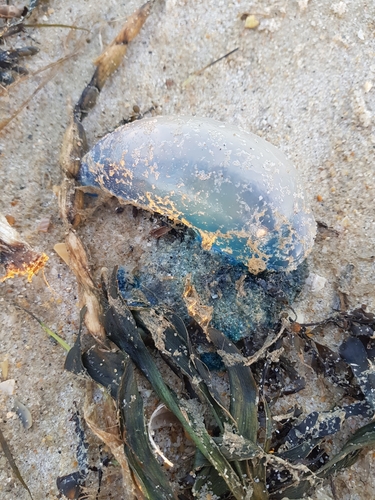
(17, 305, 70, 351)
(0, 213, 48, 282)
(0, 426, 33, 499)
(0, 379, 15, 396)
(56, 408, 88, 500)
(0, 46, 39, 86)
(61, 266, 375, 498)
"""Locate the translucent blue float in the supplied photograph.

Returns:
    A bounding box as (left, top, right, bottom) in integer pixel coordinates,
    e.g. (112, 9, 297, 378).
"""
(79, 116, 316, 274)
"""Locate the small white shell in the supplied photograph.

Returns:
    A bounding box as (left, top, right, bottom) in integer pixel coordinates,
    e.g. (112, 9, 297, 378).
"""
(148, 404, 181, 467)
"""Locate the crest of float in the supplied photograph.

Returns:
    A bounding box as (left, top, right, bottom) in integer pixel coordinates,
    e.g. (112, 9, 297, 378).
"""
(79, 116, 316, 274)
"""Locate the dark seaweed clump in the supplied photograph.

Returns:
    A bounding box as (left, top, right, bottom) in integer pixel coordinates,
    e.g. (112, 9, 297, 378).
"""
(63, 270, 375, 500)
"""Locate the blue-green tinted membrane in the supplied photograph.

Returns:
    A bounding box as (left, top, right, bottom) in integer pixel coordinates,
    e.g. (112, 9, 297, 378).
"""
(200, 352, 225, 371)
(116, 237, 308, 343)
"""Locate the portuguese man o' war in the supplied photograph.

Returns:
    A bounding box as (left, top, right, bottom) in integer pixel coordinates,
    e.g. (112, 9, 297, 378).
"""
(79, 116, 316, 274)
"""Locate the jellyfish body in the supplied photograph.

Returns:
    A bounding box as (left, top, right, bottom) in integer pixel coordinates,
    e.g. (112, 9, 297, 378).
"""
(79, 116, 316, 273)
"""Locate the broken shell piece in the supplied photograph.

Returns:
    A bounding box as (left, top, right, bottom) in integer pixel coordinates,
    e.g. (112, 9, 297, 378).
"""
(0, 213, 48, 282)
(0, 359, 9, 380)
(37, 217, 51, 233)
(79, 116, 316, 274)
(13, 398, 33, 429)
(0, 379, 15, 396)
(148, 404, 181, 468)
(53, 242, 70, 266)
(305, 272, 327, 293)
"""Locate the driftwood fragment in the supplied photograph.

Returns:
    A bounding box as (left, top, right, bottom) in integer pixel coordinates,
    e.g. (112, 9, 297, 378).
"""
(0, 213, 48, 282)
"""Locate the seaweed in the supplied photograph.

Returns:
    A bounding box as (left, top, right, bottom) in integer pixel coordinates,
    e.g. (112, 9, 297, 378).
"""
(56, 408, 89, 500)
(61, 267, 375, 499)
(0, 426, 33, 499)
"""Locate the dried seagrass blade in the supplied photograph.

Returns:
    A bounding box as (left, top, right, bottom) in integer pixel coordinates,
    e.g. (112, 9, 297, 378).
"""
(250, 456, 268, 500)
(65, 231, 108, 346)
(208, 327, 259, 442)
(16, 304, 71, 352)
(278, 439, 322, 463)
(83, 381, 136, 498)
(60, 1, 155, 178)
(193, 465, 232, 499)
(82, 348, 125, 400)
(59, 118, 88, 179)
(162, 310, 235, 426)
(134, 305, 235, 431)
(118, 358, 177, 500)
(196, 431, 262, 465)
(104, 267, 246, 500)
(309, 339, 352, 389)
(208, 327, 263, 496)
(317, 420, 375, 479)
(273, 411, 375, 498)
(75, 1, 155, 121)
(133, 307, 197, 380)
(0, 426, 33, 499)
(192, 355, 235, 430)
(64, 307, 125, 399)
(271, 478, 314, 500)
(281, 401, 374, 457)
(261, 396, 273, 453)
(56, 409, 88, 500)
(64, 306, 87, 376)
(340, 337, 375, 408)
